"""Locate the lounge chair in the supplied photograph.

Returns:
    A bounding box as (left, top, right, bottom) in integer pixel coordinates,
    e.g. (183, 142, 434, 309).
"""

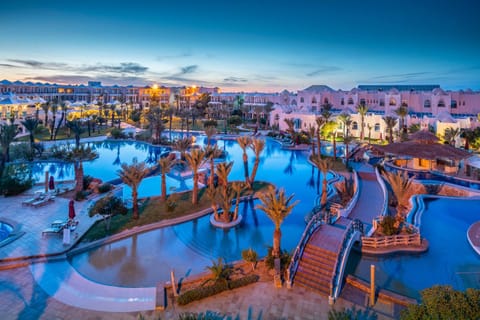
(22, 193, 43, 206)
(32, 195, 55, 208)
(42, 225, 64, 236)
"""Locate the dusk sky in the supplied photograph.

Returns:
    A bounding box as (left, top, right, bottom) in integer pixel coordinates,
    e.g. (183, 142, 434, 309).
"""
(1, 0, 479, 92)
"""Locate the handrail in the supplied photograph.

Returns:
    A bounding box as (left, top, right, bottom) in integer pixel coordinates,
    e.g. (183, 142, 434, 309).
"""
(369, 167, 388, 236)
(330, 219, 363, 302)
(361, 233, 421, 249)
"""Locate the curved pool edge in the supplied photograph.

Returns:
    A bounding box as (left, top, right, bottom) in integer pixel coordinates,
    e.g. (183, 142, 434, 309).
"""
(467, 221, 480, 255)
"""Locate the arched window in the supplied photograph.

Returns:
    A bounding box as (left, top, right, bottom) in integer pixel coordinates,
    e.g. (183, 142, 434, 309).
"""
(312, 97, 317, 104)
(424, 100, 431, 108)
(389, 98, 397, 106)
(324, 97, 329, 104)
(294, 118, 302, 129)
(300, 97, 304, 103)
(374, 123, 380, 131)
(341, 98, 344, 105)
(347, 97, 354, 105)
(352, 121, 358, 130)
(359, 98, 366, 106)
(451, 100, 457, 108)
(438, 100, 445, 107)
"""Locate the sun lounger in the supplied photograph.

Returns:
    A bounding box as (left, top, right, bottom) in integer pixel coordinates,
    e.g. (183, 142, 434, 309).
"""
(22, 193, 43, 206)
(32, 195, 55, 208)
(42, 225, 64, 236)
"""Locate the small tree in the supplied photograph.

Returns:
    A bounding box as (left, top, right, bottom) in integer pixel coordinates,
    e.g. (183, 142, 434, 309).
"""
(241, 248, 258, 271)
(88, 195, 128, 231)
(205, 258, 233, 285)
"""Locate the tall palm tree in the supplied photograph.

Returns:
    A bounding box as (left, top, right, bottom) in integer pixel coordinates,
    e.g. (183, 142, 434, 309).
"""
(41, 102, 49, 127)
(315, 117, 326, 157)
(395, 104, 409, 134)
(118, 158, 150, 220)
(53, 102, 69, 140)
(206, 185, 219, 220)
(284, 118, 296, 138)
(311, 156, 333, 207)
(337, 113, 351, 138)
(184, 148, 206, 205)
(382, 171, 414, 227)
(158, 157, 176, 202)
(256, 186, 299, 258)
(166, 105, 175, 142)
(216, 161, 234, 222)
(460, 128, 475, 150)
(66, 120, 85, 149)
(21, 118, 39, 152)
(356, 103, 369, 140)
(0, 123, 17, 175)
(383, 116, 398, 143)
(49, 103, 58, 140)
(205, 126, 217, 145)
(307, 124, 316, 156)
(367, 124, 373, 144)
(204, 144, 222, 189)
(237, 136, 252, 187)
(232, 181, 245, 221)
(173, 136, 192, 160)
(109, 103, 116, 127)
(249, 138, 265, 186)
(443, 127, 460, 146)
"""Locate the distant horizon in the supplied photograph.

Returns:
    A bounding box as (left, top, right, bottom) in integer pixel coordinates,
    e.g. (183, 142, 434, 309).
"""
(1, 0, 479, 92)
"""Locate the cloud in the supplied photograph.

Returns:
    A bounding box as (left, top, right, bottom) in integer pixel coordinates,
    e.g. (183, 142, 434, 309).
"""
(180, 65, 198, 75)
(369, 72, 432, 81)
(223, 76, 248, 83)
(306, 66, 342, 77)
(25, 74, 151, 86)
(4, 59, 148, 75)
(0, 63, 21, 68)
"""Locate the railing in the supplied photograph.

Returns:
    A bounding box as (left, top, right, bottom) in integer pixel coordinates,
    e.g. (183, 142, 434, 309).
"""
(368, 167, 389, 236)
(361, 233, 421, 249)
(286, 212, 325, 288)
(330, 219, 363, 302)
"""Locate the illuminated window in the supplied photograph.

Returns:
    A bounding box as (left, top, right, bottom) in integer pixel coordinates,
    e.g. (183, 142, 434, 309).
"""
(389, 98, 396, 106)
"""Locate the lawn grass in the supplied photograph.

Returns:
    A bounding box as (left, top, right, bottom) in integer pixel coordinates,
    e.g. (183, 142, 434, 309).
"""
(81, 181, 272, 242)
(15, 126, 115, 142)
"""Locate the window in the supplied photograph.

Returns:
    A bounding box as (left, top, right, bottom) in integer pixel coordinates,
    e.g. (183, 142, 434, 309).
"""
(374, 123, 380, 131)
(312, 97, 317, 104)
(347, 97, 354, 105)
(360, 98, 366, 105)
(451, 100, 457, 109)
(352, 121, 358, 130)
(300, 97, 304, 103)
(341, 98, 344, 105)
(424, 100, 431, 108)
(324, 97, 329, 104)
(438, 100, 445, 107)
(294, 118, 301, 129)
(379, 99, 385, 106)
(389, 98, 396, 106)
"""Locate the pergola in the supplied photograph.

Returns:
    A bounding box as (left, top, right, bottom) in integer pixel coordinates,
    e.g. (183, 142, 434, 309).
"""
(372, 130, 471, 174)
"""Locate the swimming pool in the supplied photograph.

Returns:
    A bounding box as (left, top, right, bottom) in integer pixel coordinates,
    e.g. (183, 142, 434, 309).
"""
(0, 222, 13, 242)
(69, 136, 331, 287)
(346, 197, 480, 299)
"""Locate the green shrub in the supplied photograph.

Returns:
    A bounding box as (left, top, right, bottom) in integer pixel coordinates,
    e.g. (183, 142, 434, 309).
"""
(328, 306, 377, 320)
(0, 164, 34, 196)
(178, 311, 226, 320)
(203, 119, 218, 128)
(265, 247, 292, 271)
(83, 175, 94, 191)
(110, 128, 126, 139)
(177, 281, 228, 305)
(98, 183, 112, 193)
(228, 274, 259, 290)
(379, 215, 397, 236)
(241, 248, 258, 270)
(75, 190, 89, 201)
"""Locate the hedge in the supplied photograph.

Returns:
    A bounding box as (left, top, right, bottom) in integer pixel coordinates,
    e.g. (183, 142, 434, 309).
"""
(177, 275, 260, 305)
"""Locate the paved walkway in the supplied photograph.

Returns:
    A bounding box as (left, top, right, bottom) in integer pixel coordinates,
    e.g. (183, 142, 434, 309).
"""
(348, 162, 385, 231)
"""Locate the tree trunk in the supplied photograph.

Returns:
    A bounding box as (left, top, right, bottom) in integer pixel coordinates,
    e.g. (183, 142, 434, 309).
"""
(333, 135, 337, 161)
(316, 130, 322, 157)
(273, 228, 281, 258)
(209, 159, 215, 189)
(243, 153, 250, 187)
(132, 189, 139, 219)
(321, 177, 328, 207)
(250, 158, 260, 187)
(75, 161, 84, 193)
(192, 173, 198, 204)
(161, 173, 167, 202)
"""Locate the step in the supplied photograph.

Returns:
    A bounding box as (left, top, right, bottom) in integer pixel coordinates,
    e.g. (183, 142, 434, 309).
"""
(304, 245, 337, 260)
(301, 251, 337, 267)
(298, 260, 334, 278)
(297, 265, 332, 283)
(294, 275, 331, 296)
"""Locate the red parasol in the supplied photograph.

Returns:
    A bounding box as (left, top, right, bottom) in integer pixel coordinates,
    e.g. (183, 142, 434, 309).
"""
(49, 176, 55, 190)
(68, 199, 76, 220)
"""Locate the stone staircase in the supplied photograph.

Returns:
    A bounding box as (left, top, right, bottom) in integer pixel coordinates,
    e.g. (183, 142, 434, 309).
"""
(294, 243, 337, 296)
(293, 220, 349, 296)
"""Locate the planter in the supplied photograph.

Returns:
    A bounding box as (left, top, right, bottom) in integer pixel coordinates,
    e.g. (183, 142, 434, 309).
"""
(210, 214, 243, 229)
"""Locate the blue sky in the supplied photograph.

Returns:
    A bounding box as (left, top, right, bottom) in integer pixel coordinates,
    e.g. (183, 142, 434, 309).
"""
(0, 0, 479, 91)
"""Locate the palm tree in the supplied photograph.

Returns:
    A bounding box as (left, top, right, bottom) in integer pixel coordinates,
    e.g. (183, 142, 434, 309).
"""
(367, 124, 373, 144)
(395, 104, 409, 135)
(21, 118, 39, 152)
(383, 116, 398, 144)
(205, 126, 217, 145)
(158, 157, 176, 202)
(307, 124, 316, 156)
(204, 144, 222, 188)
(166, 105, 175, 142)
(173, 137, 192, 160)
(206, 185, 220, 220)
(284, 118, 296, 138)
(66, 120, 85, 149)
(237, 136, 252, 187)
(337, 113, 351, 138)
(216, 161, 234, 222)
(249, 138, 265, 186)
(49, 103, 58, 140)
(256, 186, 299, 258)
(109, 103, 116, 127)
(443, 127, 460, 146)
(356, 103, 369, 140)
(232, 181, 245, 221)
(184, 148, 206, 205)
(315, 117, 325, 157)
(118, 158, 150, 220)
(41, 102, 49, 127)
(0, 123, 17, 175)
(311, 156, 333, 207)
(460, 128, 475, 150)
(382, 171, 414, 227)
(54, 102, 68, 139)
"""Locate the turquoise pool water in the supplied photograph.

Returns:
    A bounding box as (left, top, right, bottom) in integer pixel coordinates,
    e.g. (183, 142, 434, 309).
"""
(69, 136, 331, 287)
(346, 197, 480, 299)
(0, 222, 13, 242)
